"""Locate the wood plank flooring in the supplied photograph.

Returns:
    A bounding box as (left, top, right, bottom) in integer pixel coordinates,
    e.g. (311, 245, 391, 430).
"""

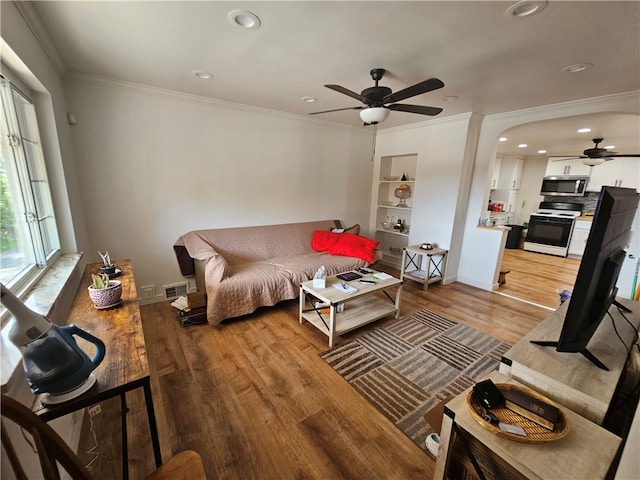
(77, 264, 557, 479)
(498, 248, 581, 310)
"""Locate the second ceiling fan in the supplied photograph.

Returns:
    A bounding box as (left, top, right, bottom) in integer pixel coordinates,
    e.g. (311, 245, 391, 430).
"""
(309, 68, 445, 124)
(550, 138, 640, 166)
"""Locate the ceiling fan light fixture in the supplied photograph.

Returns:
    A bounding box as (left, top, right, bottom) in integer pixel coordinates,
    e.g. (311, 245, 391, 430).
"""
(360, 107, 390, 125)
(505, 0, 547, 18)
(583, 158, 605, 167)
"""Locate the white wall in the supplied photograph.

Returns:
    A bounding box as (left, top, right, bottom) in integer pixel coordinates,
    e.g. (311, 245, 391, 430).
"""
(64, 75, 374, 300)
(374, 113, 479, 282)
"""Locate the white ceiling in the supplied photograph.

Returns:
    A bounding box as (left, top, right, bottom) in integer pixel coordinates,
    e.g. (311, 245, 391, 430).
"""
(25, 1, 640, 156)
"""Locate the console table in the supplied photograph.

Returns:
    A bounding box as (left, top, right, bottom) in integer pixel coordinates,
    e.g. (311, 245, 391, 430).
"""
(499, 297, 640, 425)
(434, 371, 622, 480)
(33, 259, 162, 479)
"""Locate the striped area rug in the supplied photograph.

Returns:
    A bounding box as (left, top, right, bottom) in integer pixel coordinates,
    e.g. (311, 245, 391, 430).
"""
(320, 308, 511, 453)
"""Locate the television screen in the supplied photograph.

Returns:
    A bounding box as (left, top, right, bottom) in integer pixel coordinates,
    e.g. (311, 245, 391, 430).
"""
(531, 186, 639, 370)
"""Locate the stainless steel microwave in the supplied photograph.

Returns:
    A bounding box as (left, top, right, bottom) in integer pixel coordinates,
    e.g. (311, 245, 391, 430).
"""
(540, 176, 589, 196)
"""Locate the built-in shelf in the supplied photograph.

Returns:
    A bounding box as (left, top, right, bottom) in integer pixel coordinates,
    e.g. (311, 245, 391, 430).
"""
(370, 153, 418, 268)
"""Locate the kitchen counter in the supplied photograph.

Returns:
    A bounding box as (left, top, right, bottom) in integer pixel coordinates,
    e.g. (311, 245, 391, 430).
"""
(576, 215, 593, 221)
(477, 225, 511, 231)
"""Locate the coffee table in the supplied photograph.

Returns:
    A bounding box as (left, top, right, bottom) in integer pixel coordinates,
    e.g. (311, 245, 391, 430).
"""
(299, 271, 402, 347)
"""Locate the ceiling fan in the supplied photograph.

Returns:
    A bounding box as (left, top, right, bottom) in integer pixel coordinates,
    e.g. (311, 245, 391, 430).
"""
(309, 68, 444, 124)
(550, 138, 640, 166)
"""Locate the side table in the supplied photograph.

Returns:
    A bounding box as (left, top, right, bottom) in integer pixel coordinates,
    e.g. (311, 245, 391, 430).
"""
(434, 371, 622, 480)
(400, 245, 448, 290)
(32, 259, 162, 479)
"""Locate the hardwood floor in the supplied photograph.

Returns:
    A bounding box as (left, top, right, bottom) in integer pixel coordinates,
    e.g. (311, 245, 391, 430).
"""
(77, 267, 555, 479)
(498, 248, 581, 310)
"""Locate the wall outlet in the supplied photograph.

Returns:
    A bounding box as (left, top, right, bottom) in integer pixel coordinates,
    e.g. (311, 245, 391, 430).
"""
(88, 405, 101, 417)
(141, 285, 155, 300)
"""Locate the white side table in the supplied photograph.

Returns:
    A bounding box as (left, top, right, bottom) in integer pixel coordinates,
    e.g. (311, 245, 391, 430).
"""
(400, 245, 448, 290)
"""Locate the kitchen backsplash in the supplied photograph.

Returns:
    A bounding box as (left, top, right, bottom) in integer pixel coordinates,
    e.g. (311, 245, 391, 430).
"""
(543, 191, 600, 213)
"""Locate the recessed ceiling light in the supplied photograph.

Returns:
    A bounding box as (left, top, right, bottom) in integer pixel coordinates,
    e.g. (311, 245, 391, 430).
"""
(228, 10, 261, 29)
(518, 144, 528, 148)
(192, 70, 213, 80)
(300, 96, 317, 103)
(577, 127, 591, 133)
(505, 0, 547, 18)
(538, 149, 547, 154)
(442, 96, 459, 102)
(562, 63, 593, 73)
(499, 137, 508, 142)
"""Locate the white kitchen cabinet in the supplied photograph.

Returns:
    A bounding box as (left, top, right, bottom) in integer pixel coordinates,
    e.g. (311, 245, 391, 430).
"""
(511, 157, 524, 189)
(490, 156, 502, 190)
(498, 156, 524, 190)
(545, 158, 592, 177)
(568, 219, 592, 257)
(587, 158, 640, 192)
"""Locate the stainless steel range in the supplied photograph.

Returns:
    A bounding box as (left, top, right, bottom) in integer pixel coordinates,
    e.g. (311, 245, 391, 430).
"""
(524, 202, 583, 257)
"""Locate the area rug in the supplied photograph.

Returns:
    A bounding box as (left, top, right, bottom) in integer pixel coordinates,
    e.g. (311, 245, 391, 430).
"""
(320, 308, 511, 453)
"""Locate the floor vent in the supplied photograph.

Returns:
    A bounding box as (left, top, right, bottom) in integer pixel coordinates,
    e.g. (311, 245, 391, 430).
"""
(163, 282, 188, 300)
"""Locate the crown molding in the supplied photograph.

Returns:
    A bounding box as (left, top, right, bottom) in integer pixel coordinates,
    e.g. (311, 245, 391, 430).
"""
(65, 71, 366, 133)
(13, 1, 67, 77)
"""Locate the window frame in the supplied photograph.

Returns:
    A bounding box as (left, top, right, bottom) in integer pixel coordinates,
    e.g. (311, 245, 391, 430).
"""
(0, 70, 61, 297)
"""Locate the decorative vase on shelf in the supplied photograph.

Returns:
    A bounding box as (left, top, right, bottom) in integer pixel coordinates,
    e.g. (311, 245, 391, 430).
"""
(394, 184, 412, 207)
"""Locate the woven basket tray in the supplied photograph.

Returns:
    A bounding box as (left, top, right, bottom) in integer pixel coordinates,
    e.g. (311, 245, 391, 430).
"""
(466, 383, 570, 443)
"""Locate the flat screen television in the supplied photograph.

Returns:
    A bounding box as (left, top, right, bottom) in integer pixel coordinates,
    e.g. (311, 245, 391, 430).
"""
(531, 186, 639, 370)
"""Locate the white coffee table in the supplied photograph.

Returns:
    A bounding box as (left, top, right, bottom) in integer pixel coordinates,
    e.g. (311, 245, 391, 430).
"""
(299, 271, 402, 347)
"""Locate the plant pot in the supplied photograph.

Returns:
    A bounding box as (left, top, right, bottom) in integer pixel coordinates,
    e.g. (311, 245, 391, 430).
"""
(88, 280, 122, 308)
(99, 264, 117, 276)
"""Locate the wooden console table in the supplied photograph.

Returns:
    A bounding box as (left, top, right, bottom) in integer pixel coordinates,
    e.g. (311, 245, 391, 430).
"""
(32, 259, 162, 478)
(499, 297, 640, 425)
(434, 371, 622, 480)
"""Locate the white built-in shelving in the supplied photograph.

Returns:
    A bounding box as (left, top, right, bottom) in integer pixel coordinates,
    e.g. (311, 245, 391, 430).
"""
(370, 153, 417, 268)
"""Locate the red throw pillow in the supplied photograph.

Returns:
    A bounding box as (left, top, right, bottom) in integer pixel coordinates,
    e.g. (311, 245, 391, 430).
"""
(311, 230, 343, 252)
(329, 233, 379, 263)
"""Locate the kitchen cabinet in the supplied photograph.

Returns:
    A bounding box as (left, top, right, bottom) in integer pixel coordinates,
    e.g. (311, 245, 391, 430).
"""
(371, 154, 417, 268)
(545, 158, 592, 177)
(490, 156, 502, 189)
(498, 156, 524, 190)
(568, 219, 592, 257)
(587, 158, 640, 192)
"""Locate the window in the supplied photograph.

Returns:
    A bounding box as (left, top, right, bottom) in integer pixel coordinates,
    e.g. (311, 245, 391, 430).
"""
(0, 74, 60, 291)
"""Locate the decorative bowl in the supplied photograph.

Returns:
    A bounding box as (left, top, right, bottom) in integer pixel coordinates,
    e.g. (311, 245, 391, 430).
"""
(384, 176, 400, 181)
(381, 221, 393, 230)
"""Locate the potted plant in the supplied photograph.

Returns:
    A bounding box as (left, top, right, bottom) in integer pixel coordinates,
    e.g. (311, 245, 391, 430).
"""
(88, 273, 122, 309)
(98, 251, 117, 276)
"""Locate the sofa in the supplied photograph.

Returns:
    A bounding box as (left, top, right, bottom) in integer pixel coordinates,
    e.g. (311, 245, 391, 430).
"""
(173, 220, 381, 325)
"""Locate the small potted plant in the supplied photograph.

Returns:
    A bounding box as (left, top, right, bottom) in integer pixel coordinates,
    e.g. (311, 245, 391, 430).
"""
(98, 251, 117, 276)
(88, 273, 122, 309)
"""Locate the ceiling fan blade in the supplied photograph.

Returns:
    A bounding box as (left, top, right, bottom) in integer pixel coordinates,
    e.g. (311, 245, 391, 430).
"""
(308, 106, 364, 115)
(605, 153, 640, 158)
(387, 103, 443, 116)
(325, 85, 370, 104)
(548, 155, 586, 159)
(383, 78, 444, 104)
